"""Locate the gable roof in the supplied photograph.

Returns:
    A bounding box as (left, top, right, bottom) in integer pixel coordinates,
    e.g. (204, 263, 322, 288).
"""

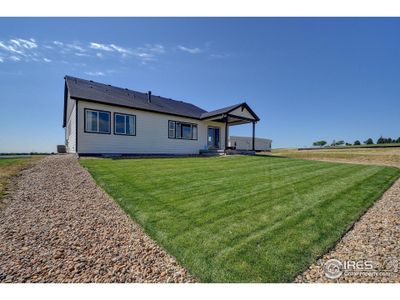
(63, 76, 259, 127)
(200, 102, 259, 121)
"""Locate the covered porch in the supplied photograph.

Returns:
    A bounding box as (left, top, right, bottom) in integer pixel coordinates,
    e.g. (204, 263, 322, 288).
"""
(200, 102, 260, 152)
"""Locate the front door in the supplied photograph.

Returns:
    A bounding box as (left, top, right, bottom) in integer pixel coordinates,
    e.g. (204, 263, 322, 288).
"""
(208, 127, 220, 149)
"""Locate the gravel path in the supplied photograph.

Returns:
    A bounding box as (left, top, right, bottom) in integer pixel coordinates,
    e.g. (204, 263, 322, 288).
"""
(295, 176, 400, 283)
(0, 155, 194, 283)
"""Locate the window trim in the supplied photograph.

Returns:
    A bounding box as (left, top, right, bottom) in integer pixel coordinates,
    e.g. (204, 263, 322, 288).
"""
(113, 112, 137, 136)
(168, 120, 198, 140)
(84, 108, 111, 135)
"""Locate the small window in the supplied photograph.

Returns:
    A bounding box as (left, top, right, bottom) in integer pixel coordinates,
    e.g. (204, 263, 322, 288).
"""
(168, 120, 198, 140)
(168, 121, 176, 138)
(114, 113, 136, 136)
(85, 109, 110, 134)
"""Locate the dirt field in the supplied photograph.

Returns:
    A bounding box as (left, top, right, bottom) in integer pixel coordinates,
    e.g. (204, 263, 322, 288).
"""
(266, 147, 400, 168)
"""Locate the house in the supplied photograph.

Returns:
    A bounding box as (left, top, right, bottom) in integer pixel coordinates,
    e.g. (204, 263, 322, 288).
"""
(229, 136, 272, 151)
(63, 76, 260, 155)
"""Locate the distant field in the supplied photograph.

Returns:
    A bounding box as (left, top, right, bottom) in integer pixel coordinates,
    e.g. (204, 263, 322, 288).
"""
(267, 148, 400, 168)
(81, 156, 400, 282)
(0, 156, 44, 201)
(297, 143, 400, 150)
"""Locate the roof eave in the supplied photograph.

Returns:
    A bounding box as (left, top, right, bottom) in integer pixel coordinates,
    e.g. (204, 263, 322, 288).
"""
(69, 96, 203, 120)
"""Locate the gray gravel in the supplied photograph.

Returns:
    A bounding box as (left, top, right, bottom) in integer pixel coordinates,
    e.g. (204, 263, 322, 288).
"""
(295, 177, 400, 283)
(0, 155, 195, 283)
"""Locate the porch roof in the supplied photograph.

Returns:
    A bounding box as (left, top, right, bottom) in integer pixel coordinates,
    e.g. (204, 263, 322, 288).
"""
(200, 102, 260, 125)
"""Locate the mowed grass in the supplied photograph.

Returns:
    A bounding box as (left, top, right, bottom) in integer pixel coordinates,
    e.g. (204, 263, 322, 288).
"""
(268, 147, 400, 167)
(0, 156, 44, 200)
(81, 156, 400, 282)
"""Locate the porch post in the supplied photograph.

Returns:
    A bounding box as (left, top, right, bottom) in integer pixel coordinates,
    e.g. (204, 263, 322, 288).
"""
(252, 121, 256, 151)
(225, 117, 228, 151)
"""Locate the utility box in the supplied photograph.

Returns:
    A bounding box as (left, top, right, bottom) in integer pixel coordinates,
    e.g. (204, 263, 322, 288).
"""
(57, 145, 66, 153)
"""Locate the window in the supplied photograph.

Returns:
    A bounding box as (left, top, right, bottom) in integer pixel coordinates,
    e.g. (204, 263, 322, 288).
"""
(168, 121, 176, 138)
(85, 109, 110, 134)
(114, 113, 136, 136)
(168, 120, 198, 140)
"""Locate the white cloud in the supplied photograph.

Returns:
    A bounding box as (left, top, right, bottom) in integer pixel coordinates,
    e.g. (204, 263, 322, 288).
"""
(109, 44, 131, 55)
(9, 56, 21, 61)
(67, 43, 86, 52)
(0, 38, 41, 62)
(147, 44, 165, 54)
(0, 37, 215, 66)
(178, 45, 202, 54)
(0, 41, 24, 55)
(10, 38, 37, 49)
(0, 57, 3, 63)
(89, 42, 114, 52)
(85, 71, 105, 76)
(75, 52, 89, 57)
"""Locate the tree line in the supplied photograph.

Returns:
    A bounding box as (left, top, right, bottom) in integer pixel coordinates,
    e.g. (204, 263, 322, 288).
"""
(312, 136, 400, 147)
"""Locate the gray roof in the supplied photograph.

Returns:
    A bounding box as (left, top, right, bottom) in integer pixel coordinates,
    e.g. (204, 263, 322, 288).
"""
(63, 76, 259, 127)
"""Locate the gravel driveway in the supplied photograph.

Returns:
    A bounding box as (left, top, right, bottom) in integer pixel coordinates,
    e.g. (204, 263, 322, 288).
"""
(0, 155, 194, 283)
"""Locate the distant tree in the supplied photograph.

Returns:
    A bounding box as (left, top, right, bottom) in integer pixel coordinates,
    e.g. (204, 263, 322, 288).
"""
(335, 140, 345, 146)
(364, 138, 374, 145)
(377, 136, 385, 144)
(354, 140, 361, 145)
(378, 137, 394, 144)
(396, 137, 400, 144)
(345, 143, 352, 146)
(313, 140, 327, 147)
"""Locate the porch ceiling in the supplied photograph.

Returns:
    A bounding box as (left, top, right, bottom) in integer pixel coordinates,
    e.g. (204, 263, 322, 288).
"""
(205, 114, 256, 126)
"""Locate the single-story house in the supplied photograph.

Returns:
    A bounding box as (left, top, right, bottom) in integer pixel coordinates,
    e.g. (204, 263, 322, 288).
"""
(63, 76, 260, 155)
(229, 136, 272, 151)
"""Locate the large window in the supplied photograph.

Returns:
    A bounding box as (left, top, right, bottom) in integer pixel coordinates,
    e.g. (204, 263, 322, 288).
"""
(114, 113, 136, 136)
(168, 120, 198, 140)
(85, 109, 110, 134)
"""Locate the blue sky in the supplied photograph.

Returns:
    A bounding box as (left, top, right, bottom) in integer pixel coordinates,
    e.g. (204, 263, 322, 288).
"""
(1, 18, 399, 152)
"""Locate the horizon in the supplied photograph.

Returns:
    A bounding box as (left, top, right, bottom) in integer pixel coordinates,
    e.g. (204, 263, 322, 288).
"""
(1, 18, 399, 152)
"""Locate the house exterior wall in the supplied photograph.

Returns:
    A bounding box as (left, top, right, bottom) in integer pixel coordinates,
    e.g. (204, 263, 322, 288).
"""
(75, 100, 226, 154)
(65, 95, 77, 153)
(229, 136, 272, 151)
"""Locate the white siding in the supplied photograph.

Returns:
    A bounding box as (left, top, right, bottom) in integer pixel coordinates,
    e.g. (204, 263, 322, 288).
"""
(229, 106, 255, 120)
(65, 96, 77, 153)
(77, 100, 226, 154)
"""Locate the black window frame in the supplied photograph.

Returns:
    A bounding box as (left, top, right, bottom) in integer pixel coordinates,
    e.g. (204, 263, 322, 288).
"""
(84, 108, 111, 134)
(113, 112, 137, 136)
(168, 120, 198, 140)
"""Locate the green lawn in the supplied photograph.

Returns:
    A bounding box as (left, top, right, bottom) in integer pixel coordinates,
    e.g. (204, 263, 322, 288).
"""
(0, 156, 44, 200)
(81, 156, 400, 282)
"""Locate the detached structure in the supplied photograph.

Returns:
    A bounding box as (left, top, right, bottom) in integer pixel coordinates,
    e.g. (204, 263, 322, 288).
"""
(229, 136, 272, 152)
(63, 76, 260, 155)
